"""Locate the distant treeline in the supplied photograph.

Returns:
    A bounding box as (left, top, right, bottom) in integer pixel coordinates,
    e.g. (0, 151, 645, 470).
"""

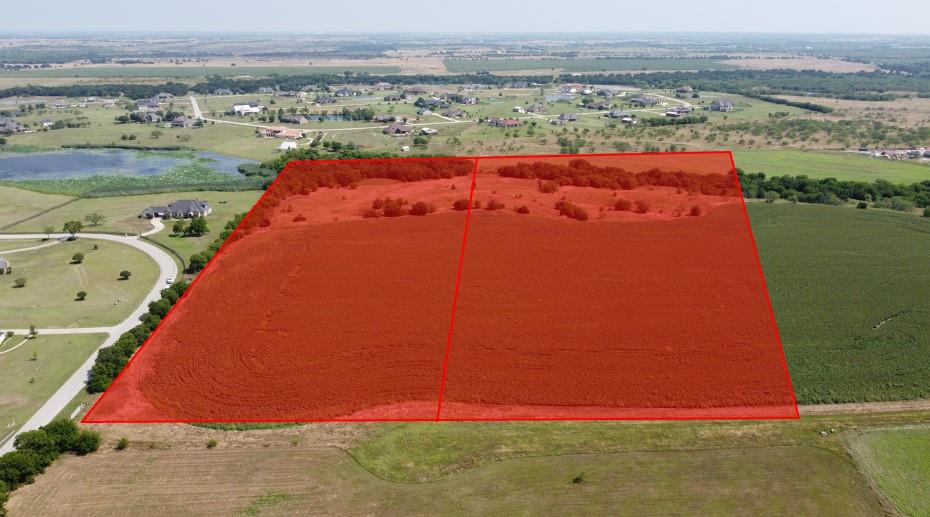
(738, 171, 930, 208)
(495, 159, 738, 196)
(746, 94, 834, 113)
(3, 69, 929, 101)
(0, 81, 189, 100)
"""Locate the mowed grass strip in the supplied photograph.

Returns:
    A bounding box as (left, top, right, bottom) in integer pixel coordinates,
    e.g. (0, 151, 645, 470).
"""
(6, 444, 883, 516)
(849, 426, 930, 515)
(734, 150, 930, 183)
(0, 333, 105, 435)
(0, 65, 401, 78)
(0, 186, 74, 230)
(4, 188, 262, 257)
(748, 203, 930, 403)
(0, 239, 158, 328)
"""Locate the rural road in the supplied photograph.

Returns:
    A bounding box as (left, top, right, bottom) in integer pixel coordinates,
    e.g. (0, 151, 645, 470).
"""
(0, 232, 178, 454)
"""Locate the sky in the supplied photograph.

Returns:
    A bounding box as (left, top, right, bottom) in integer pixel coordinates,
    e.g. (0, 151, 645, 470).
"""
(3, 0, 929, 35)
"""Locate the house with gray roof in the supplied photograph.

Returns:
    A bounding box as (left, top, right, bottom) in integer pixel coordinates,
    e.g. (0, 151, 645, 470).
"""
(710, 99, 735, 112)
(0, 257, 11, 275)
(140, 199, 212, 219)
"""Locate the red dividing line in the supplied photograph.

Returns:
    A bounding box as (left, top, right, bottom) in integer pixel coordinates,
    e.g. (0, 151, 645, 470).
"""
(434, 158, 480, 420)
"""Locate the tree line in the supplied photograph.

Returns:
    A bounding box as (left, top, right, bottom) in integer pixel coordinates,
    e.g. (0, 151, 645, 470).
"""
(0, 419, 100, 516)
(738, 171, 930, 208)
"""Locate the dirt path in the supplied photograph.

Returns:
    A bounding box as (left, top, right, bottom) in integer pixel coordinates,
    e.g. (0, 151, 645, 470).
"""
(800, 399, 930, 415)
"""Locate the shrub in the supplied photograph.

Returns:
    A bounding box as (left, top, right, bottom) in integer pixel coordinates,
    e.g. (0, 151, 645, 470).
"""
(485, 199, 505, 211)
(115, 437, 129, 451)
(516, 205, 530, 214)
(856, 201, 868, 209)
(381, 197, 407, 217)
(362, 209, 381, 219)
(71, 431, 100, 455)
(119, 270, 132, 280)
(538, 180, 558, 193)
(572, 472, 586, 484)
(689, 205, 702, 216)
(635, 200, 650, 214)
(12, 278, 26, 288)
(924, 207, 930, 218)
(555, 200, 589, 221)
(206, 439, 218, 449)
(410, 201, 436, 216)
(292, 214, 306, 222)
(75, 291, 87, 301)
(614, 198, 633, 211)
(71, 253, 84, 264)
(452, 198, 473, 211)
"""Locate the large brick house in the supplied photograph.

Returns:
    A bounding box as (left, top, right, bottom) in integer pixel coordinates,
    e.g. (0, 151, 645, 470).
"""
(140, 200, 212, 219)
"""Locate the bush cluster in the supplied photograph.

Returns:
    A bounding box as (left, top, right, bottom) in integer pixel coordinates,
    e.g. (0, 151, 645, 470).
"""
(485, 199, 505, 211)
(497, 159, 737, 196)
(0, 419, 100, 515)
(365, 197, 436, 218)
(739, 172, 930, 208)
(555, 200, 589, 221)
(452, 198, 481, 211)
(187, 214, 245, 273)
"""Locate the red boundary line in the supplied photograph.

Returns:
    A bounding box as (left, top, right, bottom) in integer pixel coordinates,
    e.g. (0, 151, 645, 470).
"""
(434, 158, 480, 420)
(83, 150, 799, 424)
(726, 152, 801, 419)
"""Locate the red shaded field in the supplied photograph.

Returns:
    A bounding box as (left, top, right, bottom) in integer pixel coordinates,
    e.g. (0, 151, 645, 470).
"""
(85, 153, 798, 423)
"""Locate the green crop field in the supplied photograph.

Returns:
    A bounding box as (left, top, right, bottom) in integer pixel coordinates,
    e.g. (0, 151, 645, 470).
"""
(443, 58, 735, 73)
(849, 426, 930, 515)
(0, 238, 158, 328)
(748, 203, 930, 403)
(0, 333, 106, 437)
(734, 150, 930, 183)
(0, 65, 401, 79)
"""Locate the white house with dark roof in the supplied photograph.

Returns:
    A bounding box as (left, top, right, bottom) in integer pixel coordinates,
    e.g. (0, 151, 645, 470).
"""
(140, 199, 212, 219)
(0, 257, 11, 275)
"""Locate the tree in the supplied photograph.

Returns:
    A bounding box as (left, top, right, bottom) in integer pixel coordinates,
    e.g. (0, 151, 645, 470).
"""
(76, 291, 87, 301)
(71, 253, 84, 264)
(924, 207, 930, 218)
(42, 225, 55, 240)
(115, 437, 130, 451)
(764, 191, 780, 204)
(13, 277, 26, 288)
(62, 220, 83, 238)
(409, 201, 435, 216)
(28, 325, 37, 337)
(119, 270, 132, 280)
(172, 219, 188, 235)
(84, 213, 106, 226)
(187, 252, 210, 272)
(186, 216, 209, 237)
(71, 430, 101, 455)
(614, 198, 633, 211)
(689, 205, 703, 217)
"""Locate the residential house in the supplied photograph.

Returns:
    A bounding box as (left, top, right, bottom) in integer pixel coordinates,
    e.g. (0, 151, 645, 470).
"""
(441, 108, 466, 118)
(140, 199, 211, 219)
(709, 99, 735, 112)
(280, 115, 309, 124)
(444, 93, 478, 105)
(212, 88, 233, 96)
(676, 86, 694, 93)
(374, 82, 393, 91)
(383, 123, 412, 136)
(629, 96, 659, 107)
(232, 103, 265, 115)
(334, 87, 357, 97)
(40, 119, 55, 128)
(526, 103, 547, 114)
(420, 127, 439, 135)
(417, 98, 449, 110)
(0, 257, 10, 275)
(258, 87, 275, 95)
(559, 113, 579, 122)
(488, 118, 521, 128)
(404, 86, 428, 96)
(384, 94, 403, 102)
(170, 115, 192, 128)
(581, 100, 611, 110)
(142, 112, 162, 124)
(373, 114, 397, 123)
(278, 141, 298, 151)
(156, 92, 175, 101)
(313, 95, 336, 105)
(259, 127, 305, 139)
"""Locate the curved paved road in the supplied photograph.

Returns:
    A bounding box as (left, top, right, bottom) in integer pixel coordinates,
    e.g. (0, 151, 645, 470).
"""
(0, 232, 177, 454)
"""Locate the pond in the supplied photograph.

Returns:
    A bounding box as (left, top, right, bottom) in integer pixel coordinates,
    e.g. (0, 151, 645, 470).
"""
(0, 149, 253, 181)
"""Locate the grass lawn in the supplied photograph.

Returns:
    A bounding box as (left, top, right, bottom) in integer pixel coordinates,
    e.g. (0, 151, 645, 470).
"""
(13, 412, 919, 516)
(849, 426, 930, 515)
(0, 186, 74, 230)
(0, 239, 50, 253)
(6, 189, 261, 240)
(748, 203, 930, 403)
(734, 150, 930, 183)
(0, 333, 105, 438)
(0, 238, 158, 328)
